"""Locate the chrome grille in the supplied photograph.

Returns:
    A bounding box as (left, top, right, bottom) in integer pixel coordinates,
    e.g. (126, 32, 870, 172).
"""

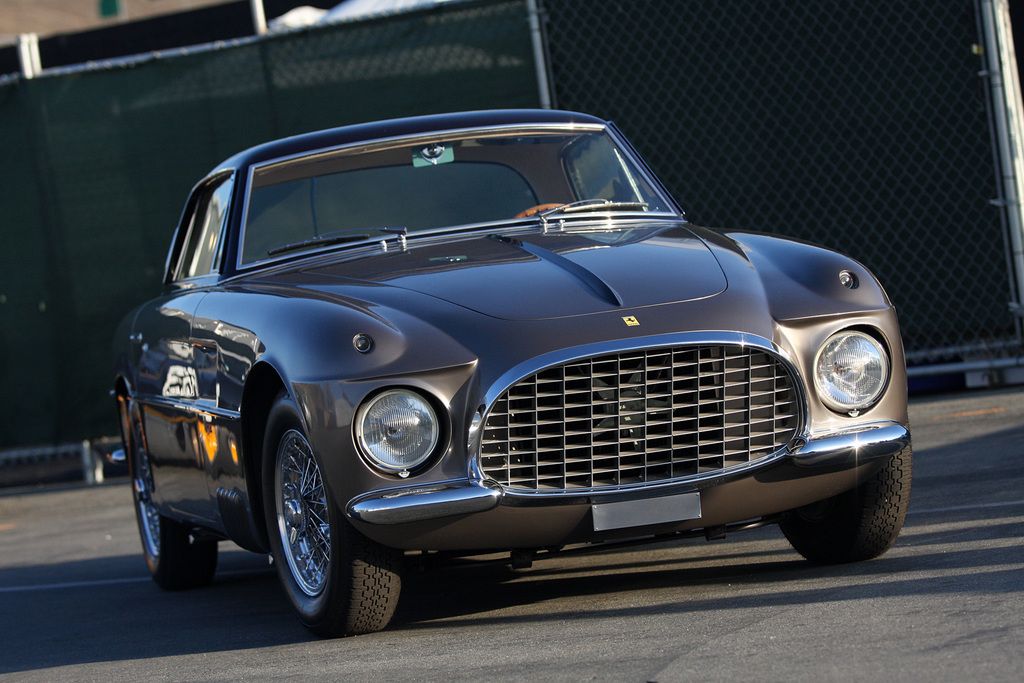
(480, 345, 801, 491)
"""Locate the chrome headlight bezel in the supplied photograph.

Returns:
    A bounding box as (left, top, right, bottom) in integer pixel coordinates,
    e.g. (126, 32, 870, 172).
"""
(354, 388, 440, 475)
(813, 329, 890, 414)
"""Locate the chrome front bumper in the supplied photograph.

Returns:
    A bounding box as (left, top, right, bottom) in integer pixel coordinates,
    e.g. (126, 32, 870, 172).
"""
(346, 422, 910, 526)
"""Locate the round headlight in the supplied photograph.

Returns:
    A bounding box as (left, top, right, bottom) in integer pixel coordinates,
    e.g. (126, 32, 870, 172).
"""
(814, 331, 889, 413)
(356, 389, 439, 473)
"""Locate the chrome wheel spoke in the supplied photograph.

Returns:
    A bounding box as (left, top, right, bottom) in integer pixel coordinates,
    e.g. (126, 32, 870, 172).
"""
(133, 428, 161, 559)
(276, 429, 331, 597)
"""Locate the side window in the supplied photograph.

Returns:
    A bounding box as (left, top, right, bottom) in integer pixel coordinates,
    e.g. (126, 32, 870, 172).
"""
(175, 176, 233, 281)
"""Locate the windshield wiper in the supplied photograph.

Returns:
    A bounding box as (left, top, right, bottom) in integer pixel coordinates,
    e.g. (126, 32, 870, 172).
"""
(538, 199, 649, 219)
(268, 232, 370, 256)
(552, 198, 647, 215)
(267, 228, 407, 257)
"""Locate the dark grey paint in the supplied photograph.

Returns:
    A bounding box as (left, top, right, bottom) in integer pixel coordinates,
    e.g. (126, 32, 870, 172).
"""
(113, 110, 908, 557)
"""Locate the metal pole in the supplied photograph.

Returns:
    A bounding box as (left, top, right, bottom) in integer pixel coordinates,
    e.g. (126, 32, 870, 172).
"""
(16, 33, 41, 79)
(251, 0, 268, 35)
(980, 0, 1024, 333)
(906, 354, 1024, 377)
(81, 440, 104, 485)
(526, 0, 552, 109)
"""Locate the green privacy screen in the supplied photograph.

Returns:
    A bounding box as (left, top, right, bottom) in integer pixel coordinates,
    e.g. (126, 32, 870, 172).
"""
(3, 0, 1019, 451)
(0, 0, 540, 448)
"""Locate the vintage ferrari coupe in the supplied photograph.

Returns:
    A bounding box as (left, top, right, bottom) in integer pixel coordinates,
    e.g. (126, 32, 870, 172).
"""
(113, 109, 911, 637)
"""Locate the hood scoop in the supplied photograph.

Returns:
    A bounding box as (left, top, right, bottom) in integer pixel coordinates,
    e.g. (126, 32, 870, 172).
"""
(491, 234, 623, 308)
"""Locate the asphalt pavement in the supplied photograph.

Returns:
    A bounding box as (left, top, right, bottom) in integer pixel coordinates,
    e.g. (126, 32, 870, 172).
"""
(1, 386, 1022, 681)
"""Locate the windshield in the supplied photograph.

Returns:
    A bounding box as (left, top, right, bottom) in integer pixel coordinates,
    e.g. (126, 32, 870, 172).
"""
(240, 126, 675, 265)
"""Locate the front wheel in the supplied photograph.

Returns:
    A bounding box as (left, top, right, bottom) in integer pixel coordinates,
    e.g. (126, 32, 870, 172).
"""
(123, 400, 217, 590)
(781, 447, 912, 564)
(262, 392, 402, 637)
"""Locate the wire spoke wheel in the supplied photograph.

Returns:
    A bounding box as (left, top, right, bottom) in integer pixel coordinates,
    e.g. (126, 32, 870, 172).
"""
(132, 420, 161, 560)
(121, 398, 217, 590)
(275, 429, 331, 596)
(263, 392, 402, 637)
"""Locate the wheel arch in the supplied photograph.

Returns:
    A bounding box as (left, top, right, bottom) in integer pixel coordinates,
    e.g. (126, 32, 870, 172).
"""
(113, 375, 137, 477)
(239, 361, 288, 550)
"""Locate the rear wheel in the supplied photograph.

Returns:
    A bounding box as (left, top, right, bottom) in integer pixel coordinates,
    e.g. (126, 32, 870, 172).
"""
(124, 403, 217, 589)
(781, 447, 912, 564)
(262, 392, 402, 637)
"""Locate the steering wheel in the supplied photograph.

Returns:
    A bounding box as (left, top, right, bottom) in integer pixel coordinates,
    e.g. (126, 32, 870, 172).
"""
(515, 203, 565, 219)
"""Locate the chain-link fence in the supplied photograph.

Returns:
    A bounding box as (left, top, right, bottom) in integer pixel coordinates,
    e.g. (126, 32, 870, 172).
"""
(2, 0, 1023, 452)
(541, 0, 1022, 364)
(0, 0, 540, 449)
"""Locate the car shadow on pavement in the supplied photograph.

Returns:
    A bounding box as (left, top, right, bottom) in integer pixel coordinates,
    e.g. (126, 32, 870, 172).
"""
(2, 506, 1019, 674)
(0, 552, 302, 675)
(390, 512, 1023, 632)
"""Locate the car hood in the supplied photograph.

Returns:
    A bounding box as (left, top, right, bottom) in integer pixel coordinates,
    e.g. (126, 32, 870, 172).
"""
(300, 224, 728, 321)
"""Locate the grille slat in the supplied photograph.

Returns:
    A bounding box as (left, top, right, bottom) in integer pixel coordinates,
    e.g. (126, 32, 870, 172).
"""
(481, 345, 801, 492)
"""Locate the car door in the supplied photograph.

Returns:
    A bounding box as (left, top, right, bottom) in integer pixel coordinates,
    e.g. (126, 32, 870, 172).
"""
(134, 172, 233, 523)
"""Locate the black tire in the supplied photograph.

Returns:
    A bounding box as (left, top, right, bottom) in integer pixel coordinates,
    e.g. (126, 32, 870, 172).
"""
(125, 403, 218, 590)
(781, 447, 912, 564)
(261, 392, 402, 637)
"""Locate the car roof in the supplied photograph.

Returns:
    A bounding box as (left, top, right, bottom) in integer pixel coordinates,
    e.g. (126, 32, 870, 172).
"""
(214, 109, 607, 174)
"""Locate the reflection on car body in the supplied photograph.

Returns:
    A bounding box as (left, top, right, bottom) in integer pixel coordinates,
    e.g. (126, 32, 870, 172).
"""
(113, 110, 911, 637)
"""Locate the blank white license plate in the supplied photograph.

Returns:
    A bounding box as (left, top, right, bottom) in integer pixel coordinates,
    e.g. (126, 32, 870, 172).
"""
(591, 492, 702, 531)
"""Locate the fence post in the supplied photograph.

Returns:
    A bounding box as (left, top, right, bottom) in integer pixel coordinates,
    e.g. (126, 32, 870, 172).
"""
(980, 0, 1024, 335)
(251, 0, 268, 35)
(16, 33, 41, 79)
(527, 0, 552, 109)
(81, 440, 104, 485)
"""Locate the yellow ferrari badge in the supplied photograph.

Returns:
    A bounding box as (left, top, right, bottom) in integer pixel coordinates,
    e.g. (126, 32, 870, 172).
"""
(622, 316, 640, 327)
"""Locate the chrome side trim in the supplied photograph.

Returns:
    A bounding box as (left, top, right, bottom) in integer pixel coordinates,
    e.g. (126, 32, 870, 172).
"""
(347, 480, 503, 525)
(136, 395, 241, 421)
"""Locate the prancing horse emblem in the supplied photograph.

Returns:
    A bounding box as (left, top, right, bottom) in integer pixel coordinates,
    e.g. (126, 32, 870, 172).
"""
(622, 316, 640, 327)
